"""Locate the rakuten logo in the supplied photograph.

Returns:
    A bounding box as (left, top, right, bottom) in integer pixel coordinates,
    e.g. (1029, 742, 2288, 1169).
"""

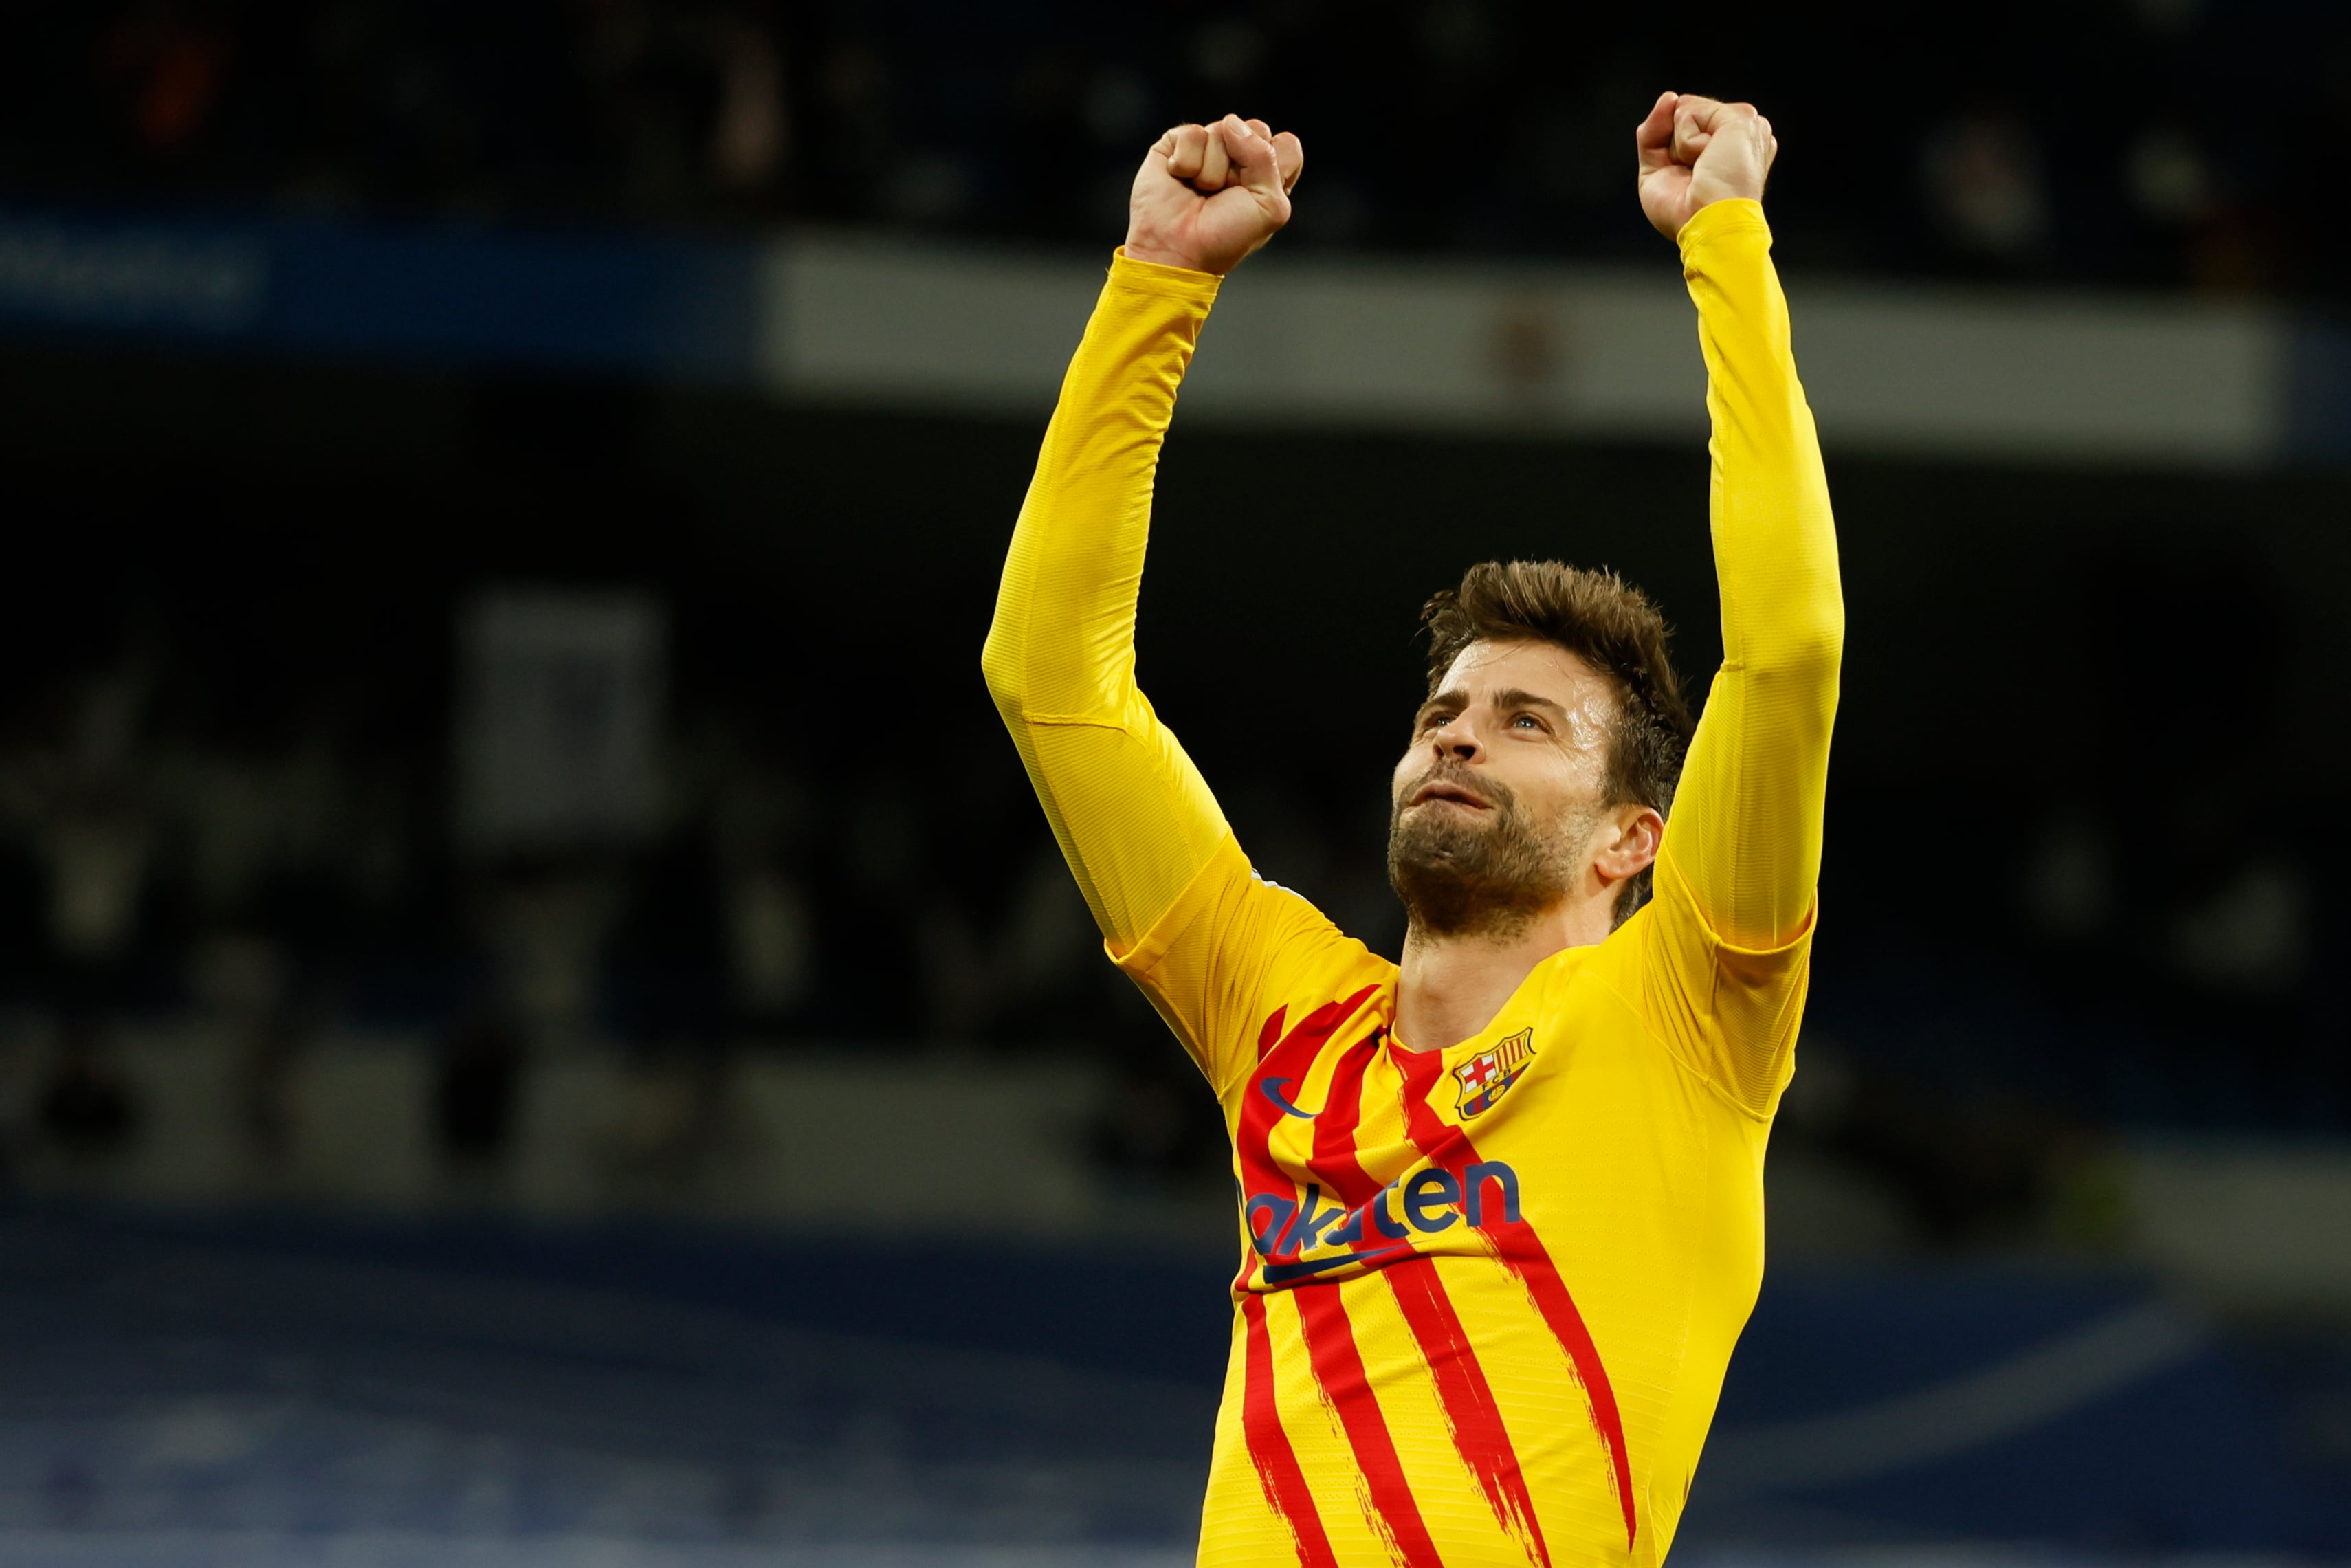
(1241, 1162, 1521, 1283)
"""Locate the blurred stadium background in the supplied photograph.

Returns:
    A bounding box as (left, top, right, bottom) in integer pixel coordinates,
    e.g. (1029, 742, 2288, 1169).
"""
(1, 1, 2349, 1563)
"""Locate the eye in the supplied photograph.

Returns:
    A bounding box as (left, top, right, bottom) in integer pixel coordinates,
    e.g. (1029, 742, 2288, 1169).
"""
(1511, 712, 1545, 731)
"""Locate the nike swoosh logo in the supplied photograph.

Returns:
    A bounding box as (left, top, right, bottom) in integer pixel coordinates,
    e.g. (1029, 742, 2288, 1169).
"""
(1260, 1078, 1318, 1119)
(1261, 1244, 1414, 1284)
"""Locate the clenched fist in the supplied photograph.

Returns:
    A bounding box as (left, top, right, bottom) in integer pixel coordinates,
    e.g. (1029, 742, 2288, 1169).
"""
(1125, 113, 1305, 276)
(1636, 92, 1777, 241)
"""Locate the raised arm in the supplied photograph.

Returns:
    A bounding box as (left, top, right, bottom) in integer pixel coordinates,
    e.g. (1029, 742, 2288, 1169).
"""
(980, 116, 1304, 951)
(1632, 94, 1843, 1101)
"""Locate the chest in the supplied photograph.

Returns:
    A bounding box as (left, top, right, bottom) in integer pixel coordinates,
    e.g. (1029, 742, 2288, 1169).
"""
(1231, 971, 1715, 1259)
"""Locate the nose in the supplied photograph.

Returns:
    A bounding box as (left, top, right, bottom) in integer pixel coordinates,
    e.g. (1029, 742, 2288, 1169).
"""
(1435, 717, 1482, 763)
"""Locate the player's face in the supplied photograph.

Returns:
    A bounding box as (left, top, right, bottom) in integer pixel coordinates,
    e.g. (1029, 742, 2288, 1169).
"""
(1395, 639, 1616, 828)
(1387, 639, 1618, 934)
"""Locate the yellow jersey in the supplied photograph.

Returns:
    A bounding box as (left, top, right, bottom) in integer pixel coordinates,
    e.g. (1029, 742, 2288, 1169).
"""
(984, 199, 1842, 1567)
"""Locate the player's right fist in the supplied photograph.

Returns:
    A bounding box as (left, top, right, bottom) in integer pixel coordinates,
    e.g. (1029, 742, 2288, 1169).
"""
(1125, 113, 1304, 276)
(1635, 91, 1777, 241)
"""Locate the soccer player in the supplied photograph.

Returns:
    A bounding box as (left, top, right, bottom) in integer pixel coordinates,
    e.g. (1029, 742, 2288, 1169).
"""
(984, 93, 1838, 1567)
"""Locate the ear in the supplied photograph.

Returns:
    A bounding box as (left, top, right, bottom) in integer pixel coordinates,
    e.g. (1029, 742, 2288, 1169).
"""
(1591, 805, 1664, 888)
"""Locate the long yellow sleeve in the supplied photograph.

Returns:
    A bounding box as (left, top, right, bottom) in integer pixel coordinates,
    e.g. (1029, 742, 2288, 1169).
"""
(981, 252, 1235, 953)
(1657, 199, 1843, 956)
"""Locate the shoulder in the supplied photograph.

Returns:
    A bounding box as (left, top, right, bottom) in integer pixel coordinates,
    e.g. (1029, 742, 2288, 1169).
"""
(1110, 832, 1397, 1096)
(1240, 868, 1398, 1027)
(1581, 861, 1815, 1118)
(1114, 837, 1381, 978)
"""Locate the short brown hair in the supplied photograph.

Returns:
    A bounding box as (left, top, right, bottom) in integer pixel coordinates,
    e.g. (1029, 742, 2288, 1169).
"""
(1419, 560, 1695, 923)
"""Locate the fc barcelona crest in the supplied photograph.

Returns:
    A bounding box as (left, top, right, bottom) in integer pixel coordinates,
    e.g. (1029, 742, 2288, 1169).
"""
(1454, 1029, 1536, 1120)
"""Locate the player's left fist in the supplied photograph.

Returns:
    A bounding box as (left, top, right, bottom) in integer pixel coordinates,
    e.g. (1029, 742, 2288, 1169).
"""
(1635, 91, 1777, 241)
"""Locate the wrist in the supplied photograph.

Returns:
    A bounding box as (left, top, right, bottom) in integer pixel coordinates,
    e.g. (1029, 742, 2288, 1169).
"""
(1121, 239, 1209, 274)
(1675, 196, 1768, 249)
(1116, 243, 1222, 282)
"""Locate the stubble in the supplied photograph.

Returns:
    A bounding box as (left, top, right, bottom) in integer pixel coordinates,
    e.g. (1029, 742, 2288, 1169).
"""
(1387, 764, 1585, 943)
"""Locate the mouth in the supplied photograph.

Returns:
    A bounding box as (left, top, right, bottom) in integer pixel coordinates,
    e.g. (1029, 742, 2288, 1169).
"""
(1409, 779, 1491, 811)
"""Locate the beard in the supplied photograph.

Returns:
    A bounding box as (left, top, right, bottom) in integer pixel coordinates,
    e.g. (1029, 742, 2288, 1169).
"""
(1387, 763, 1585, 942)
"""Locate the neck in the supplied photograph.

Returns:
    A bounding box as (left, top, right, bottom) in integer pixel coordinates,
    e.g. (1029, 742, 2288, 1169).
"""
(1393, 892, 1616, 1052)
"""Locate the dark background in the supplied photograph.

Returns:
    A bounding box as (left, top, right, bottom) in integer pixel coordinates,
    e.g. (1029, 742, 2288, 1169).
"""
(8, 339, 2347, 1147)
(3, 0, 2341, 291)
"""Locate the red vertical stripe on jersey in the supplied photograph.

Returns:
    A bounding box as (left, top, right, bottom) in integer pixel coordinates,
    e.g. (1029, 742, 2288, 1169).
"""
(1384, 1255, 1553, 1568)
(1484, 1230, 1637, 1551)
(1243, 1292, 1338, 1568)
(1234, 987, 1382, 1289)
(1305, 1030, 1380, 1202)
(1309, 1035, 1553, 1565)
(1255, 986, 1378, 1068)
(1395, 1046, 1639, 1552)
(1294, 1285, 1446, 1568)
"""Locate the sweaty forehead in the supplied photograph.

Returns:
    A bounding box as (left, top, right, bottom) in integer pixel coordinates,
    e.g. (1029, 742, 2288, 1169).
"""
(1434, 639, 1609, 705)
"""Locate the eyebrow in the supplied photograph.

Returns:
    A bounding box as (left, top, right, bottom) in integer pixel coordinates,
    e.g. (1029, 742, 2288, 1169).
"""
(1412, 687, 1571, 731)
(1413, 690, 1467, 731)
(1490, 688, 1570, 718)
